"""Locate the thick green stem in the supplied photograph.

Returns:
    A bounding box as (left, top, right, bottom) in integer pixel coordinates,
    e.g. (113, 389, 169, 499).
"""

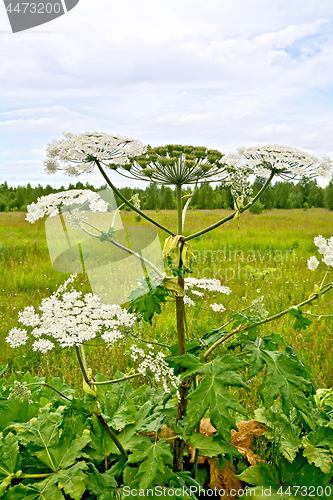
(173, 184, 187, 472)
(184, 172, 274, 242)
(96, 413, 128, 461)
(74, 346, 128, 461)
(95, 160, 175, 236)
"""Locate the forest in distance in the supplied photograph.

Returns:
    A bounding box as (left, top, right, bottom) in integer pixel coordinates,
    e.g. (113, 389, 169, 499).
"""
(0, 177, 333, 212)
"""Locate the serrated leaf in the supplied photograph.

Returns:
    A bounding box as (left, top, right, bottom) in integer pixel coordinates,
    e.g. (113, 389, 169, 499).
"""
(129, 439, 173, 489)
(0, 433, 21, 479)
(56, 462, 89, 500)
(186, 355, 249, 441)
(254, 406, 301, 462)
(301, 426, 333, 473)
(128, 285, 169, 324)
(238, 454, 332, 499)
(288, 307, 312, 330)
(188, 434, 238, 458)
(85, 464, 118, 500)
(0, 399, 39, 432)
(245, 340, 314, 414)
(3, 478, 66, 500)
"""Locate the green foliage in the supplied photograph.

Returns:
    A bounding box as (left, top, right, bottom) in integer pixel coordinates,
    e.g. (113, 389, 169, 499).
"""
(128, 284, 169, 324)
(249, 200, 265, 214)
(237, 454, 332, 499)
(244, 336, 314, 414)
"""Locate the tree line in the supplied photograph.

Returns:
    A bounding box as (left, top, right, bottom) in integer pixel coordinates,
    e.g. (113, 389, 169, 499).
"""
(0, 178, 332, 212)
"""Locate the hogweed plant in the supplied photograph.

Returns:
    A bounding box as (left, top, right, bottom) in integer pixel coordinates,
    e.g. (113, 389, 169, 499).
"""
(2, 133, 333, 499)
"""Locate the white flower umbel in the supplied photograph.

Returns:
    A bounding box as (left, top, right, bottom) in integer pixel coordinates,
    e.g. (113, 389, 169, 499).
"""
(130, 344, 181, 393)
(8, 381, 33, 404)
(114, 145, 229, 186)
(6, 276, 136, 352)
(309, 236, 333, 270)
(184, 278, 231, 295)
(250, 296, 268, 319)
(307, 256, 320, 271)
(236, 145, 333, 180)
(182, 278, 231, 309)
(44, 132, 144, 176)
(26, 190, 108, 223)
(210, 303, 226, 313)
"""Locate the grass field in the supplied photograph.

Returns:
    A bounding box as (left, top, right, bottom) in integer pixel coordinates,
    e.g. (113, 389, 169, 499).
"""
(0, 208, 332, 409)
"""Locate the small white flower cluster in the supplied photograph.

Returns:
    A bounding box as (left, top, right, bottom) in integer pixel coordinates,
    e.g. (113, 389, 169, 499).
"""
(183, 295, 195, 307)
(183, 278, 231, 312)
(44, 132, 144, 176)
(308, 235, 333, 270)
(8, 381, 33, 404)
(26, 190, 108, 223)
(6, 276, 136, 353)
(184, 278, 231, 294)
(236, 145, 333, 180)
(223, 155, 254, 205)
(130, 344, 181, 393)
(131, 193, 141, 210)
(66, 209, 89, 230)
(210, 303, 226, 312)
(250, 296, 268, 318)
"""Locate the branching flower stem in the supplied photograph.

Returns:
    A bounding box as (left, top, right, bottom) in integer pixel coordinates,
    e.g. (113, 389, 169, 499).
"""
(92, 373, 141, 385)
(78, 219, 164, 278)
(184, 172, 275, 242)
(26, 382, 72, 402)
(203, 282, 333, 359)
(95, 160, 175, 236)
(74, 345, 129, 460)
(182, 182, 197, 232)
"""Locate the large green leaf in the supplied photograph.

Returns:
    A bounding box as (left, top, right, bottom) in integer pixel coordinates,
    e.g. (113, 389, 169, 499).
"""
(0, 433, 21, 479)
(128, 438, 173, 489)
(237, 454, 332, 500)
(85, 465, 118, 500)
(56, 462, 89, 500)
(186, 355, 248, 441)
(187, 433, 239, 458)
(128, 285, 169, 324)
(11, 406, 91, 472)
(3, 480, 66, 500)
(301, 426, 333, 474)
(255, 406, 302, 462)
(0, 399, 39, 431)
(245, 340, 314, 414)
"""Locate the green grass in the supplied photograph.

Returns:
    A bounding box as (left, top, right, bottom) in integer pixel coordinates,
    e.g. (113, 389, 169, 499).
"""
(0, 208, 332, 402)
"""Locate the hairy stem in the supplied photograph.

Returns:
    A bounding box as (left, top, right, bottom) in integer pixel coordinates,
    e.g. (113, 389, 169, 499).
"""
(173, 183, 187, 472)
(95, 160, 175, 236)
(184, 172, 274, 242)
(96, 413, 128, 461)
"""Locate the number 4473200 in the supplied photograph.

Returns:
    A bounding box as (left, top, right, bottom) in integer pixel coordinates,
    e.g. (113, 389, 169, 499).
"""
(5, 3, 62, 14)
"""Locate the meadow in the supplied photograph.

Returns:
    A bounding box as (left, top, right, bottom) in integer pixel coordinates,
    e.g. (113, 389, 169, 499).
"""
(0, 207, 332, 410)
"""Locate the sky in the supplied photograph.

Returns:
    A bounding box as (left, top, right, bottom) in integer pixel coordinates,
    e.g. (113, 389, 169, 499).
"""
(1, 0, 333, 188)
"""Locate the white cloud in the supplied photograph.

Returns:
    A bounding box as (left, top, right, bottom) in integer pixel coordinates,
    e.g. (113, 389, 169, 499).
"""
(0, 0, 333, 186)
